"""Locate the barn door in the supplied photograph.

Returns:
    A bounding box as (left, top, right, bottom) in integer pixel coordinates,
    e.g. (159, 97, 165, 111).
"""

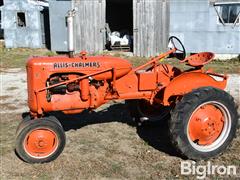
(74, 0, 106, 53)
(133, 0, 170, 57)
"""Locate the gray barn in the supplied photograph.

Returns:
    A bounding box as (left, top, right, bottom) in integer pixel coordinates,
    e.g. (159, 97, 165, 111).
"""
(0, 0, 50, 48)
(49, 0, 170, 57)
(170, 0, 240, 57)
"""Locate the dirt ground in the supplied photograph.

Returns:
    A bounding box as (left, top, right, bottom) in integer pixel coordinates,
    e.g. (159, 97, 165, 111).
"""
(0, 68, 240, 179)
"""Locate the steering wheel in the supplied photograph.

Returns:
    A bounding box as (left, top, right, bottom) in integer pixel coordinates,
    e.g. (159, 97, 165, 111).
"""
(168, 36, 186, 60)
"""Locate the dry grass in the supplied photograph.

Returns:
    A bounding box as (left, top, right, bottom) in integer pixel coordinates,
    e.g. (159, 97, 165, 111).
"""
(0, 48, 56, 68)
(0, 47, 239, 73)
(1, 103, 240, 179)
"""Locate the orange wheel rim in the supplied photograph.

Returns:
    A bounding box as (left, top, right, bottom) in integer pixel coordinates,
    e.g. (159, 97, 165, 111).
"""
(188, 104, 225, 145)
(24, 128, 58, 158)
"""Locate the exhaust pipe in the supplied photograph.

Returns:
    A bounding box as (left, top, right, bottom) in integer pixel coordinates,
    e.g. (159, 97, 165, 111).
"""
(66, 10, 76, 58)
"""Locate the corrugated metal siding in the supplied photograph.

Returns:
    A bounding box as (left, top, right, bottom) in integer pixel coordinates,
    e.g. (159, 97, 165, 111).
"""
(73, 0, 106, 53)
(170, 0, 240, 54)
(133, 0, 170, 57)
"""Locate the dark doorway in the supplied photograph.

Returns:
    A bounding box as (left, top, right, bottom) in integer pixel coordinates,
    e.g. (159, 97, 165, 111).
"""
(0, 0, 4, 40)
(0, 10, 3, 39)
(0, 0, 3, 39)
(17, 12, 26, 27)
(40, 8, 51, 49)
(106, 0, 133, 51)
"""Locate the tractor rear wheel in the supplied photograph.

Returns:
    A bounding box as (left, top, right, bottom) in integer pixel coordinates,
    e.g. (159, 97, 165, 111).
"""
(15, 117, 66, 163)
(127, 99, 170, 126)
(169, 87, 238, 160)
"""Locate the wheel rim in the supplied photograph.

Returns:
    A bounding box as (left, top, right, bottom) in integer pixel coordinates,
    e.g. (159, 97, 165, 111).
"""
(24, 128, 59, 159)
(187, 101, 231, 152)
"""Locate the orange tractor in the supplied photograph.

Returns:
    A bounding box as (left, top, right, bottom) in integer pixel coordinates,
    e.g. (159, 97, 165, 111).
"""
(16, 37, 238, 163)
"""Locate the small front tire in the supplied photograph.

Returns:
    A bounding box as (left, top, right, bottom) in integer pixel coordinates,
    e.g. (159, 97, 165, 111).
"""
(15, 117, 66, 163)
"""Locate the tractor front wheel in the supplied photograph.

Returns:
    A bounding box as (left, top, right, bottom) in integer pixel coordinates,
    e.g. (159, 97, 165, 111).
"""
(169, 87, 238, 160)
(15, 117, 66, 163)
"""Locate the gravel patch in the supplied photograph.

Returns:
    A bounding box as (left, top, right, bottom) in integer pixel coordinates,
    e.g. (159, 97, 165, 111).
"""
(0, 68, 28, 114)
(226, 74, 240, 107)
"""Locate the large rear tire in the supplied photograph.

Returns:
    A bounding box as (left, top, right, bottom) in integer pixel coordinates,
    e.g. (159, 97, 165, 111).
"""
(169, 87, 238, 160)
(15, 117, 66, 163)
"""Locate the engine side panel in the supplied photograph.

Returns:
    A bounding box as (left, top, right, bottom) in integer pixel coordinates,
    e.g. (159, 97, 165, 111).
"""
(27, 55, 130, 114)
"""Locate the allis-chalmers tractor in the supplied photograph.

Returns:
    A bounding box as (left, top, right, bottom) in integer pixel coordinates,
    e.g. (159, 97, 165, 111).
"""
(15, 37, 238, 163)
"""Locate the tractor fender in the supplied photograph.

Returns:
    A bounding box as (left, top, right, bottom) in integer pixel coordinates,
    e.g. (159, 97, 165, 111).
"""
(163, 72, 227, 105)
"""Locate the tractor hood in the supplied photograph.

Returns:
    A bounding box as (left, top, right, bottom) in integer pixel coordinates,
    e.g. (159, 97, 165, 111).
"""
(27, 55, 133, 80)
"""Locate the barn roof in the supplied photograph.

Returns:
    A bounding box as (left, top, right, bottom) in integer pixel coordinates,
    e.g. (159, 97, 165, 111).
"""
(0, 0, 44, 11)
(209, 0, 240, 4)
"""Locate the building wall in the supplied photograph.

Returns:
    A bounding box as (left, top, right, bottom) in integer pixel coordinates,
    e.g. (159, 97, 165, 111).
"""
(49, 0, 71, 52)
(1, 0, 44, 48)
(170, 0, 240, 55)
(49, 0, 105, 53)
(49, 0, 170, 57)
(73, 0, 106, 53)
(133, 0, 170, 57)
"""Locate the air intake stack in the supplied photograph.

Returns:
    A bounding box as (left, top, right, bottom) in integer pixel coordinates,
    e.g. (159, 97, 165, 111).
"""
(66, 10, 76, 58)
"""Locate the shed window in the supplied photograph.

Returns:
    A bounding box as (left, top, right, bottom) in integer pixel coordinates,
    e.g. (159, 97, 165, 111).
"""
(218, 4, 240, 24)
(17, 12, 26, 27)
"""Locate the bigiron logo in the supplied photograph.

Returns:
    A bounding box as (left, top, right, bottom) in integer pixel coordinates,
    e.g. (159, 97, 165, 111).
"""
(181, 161, 238, 179)
(53, 62, 100, 69)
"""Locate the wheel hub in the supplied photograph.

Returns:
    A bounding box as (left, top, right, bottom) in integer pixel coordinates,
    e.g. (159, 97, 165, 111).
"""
(24, 129, 58, 158)
(189, 104, 224, 145)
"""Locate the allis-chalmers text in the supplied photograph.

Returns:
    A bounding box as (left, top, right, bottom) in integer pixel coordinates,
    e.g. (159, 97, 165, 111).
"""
(53, 62, 101, 69)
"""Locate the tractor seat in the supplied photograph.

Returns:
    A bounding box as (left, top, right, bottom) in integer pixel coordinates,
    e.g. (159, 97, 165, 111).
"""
(180, 52, 215, 67)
